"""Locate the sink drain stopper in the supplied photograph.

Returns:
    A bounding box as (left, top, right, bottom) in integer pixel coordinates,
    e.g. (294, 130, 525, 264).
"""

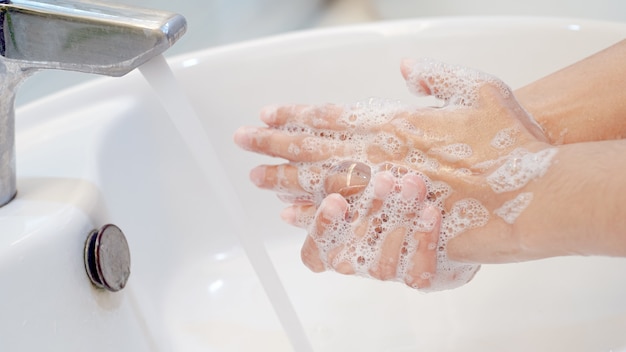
(84, 224, 131, 292)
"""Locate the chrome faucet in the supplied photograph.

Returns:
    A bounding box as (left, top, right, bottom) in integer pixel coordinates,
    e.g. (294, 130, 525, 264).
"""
(0, 0, 187, 206)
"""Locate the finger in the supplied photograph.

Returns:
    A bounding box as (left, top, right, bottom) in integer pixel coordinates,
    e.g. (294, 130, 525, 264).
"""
(370, 171, 395, 214)
(366, 174, 428, 281)
(280, 204, 316, 229)
(251, 161, 374, 203)
(367, 170, 424, 217)
(234, 126, 348, 162)
(400, 58, 433, 96)
(301, 194, 349, 272)
(311, 194, 349, 239)
(370, 227, 406, 281)
(373, 171, 395, 199)
(324, 161, 371, 197)
(405, 206, 441, 289)
(401, 58, 497, 107)
(250, 164, 305, 194)
(400, 173, 427, 203)
(260, 104, 347, 130)
(301, 236, 325, 272)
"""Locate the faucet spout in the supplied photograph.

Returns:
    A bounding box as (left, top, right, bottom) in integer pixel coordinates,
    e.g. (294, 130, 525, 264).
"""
(1, 0, 187, 75)
(0, 0, 187, 206)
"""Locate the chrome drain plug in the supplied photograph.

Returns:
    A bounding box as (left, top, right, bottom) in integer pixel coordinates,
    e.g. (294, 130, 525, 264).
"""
(84, 224, 131, 292)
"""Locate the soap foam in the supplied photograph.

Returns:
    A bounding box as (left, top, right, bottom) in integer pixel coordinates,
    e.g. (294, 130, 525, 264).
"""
(491, 127, 519, 150)
(338, 98, 403, 129)
(487, 147, 558, 193)
(405, 58, 511, 107)
(494, 192, 533, 224)
(287, 142, 302, 156)
(372, 132, 404, 157)
(405, 149, 440, 172)
(430, 143, 473, 162)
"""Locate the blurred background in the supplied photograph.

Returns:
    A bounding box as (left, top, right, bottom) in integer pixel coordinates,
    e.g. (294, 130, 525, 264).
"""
(16, 0, 626, 105)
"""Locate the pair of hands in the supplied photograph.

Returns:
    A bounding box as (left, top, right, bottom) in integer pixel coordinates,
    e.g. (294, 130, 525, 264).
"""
(234, 59, 555, 291)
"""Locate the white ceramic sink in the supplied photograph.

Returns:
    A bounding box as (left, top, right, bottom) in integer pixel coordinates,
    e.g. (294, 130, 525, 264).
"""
(2, 17, 626, 351)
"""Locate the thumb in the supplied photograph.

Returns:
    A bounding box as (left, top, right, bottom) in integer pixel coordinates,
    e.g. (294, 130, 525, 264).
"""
(400, 58, 433, 96)
(400, 58, 496, 107)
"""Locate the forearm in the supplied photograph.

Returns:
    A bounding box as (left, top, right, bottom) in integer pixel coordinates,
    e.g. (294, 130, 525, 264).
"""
(448, 139, 626, 263)
(517, 140, 626, 258)
(514, 39, 626, 144)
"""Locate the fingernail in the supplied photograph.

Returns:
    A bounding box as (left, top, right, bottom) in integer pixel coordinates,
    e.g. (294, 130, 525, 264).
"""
(373, 173, 394, 199)
(260, 105, 278, 125)
(401, 175, 420, 201)
(400, 58, 417, 75)
(280, 207, 297, 225)
(417, 206, 440, 232)
(249, 166, 266, 187)
(320, 194, 347, 221)
(233, 126, 254, 148)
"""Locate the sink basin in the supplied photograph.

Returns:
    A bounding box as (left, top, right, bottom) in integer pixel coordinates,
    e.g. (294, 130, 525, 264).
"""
(3, 17, 626, 351)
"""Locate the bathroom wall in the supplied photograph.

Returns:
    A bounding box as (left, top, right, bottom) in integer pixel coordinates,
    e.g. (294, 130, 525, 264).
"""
(368, 0, 626, 22)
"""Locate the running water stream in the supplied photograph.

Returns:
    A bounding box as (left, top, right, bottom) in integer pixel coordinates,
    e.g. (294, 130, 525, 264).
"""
(139, 55, 313, 351)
